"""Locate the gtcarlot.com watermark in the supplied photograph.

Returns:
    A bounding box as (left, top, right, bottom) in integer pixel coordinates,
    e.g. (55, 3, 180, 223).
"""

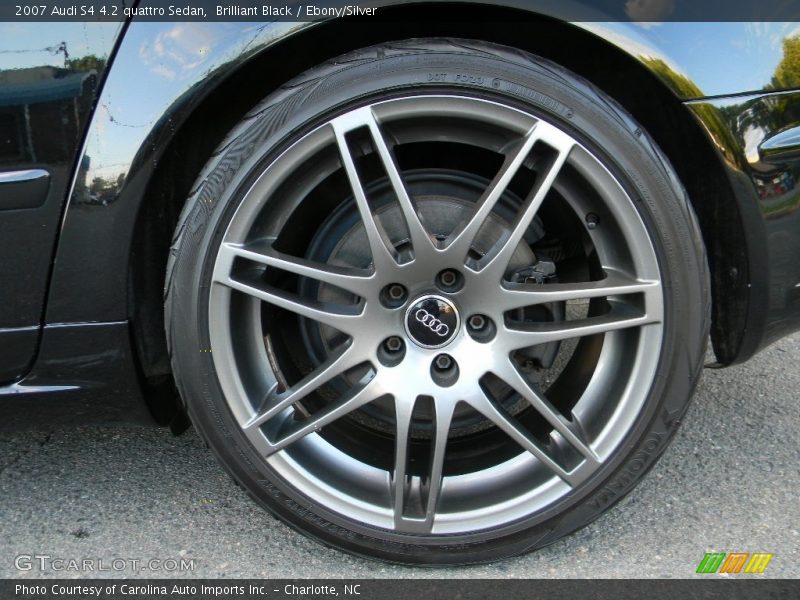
(14, 554, 196, 573)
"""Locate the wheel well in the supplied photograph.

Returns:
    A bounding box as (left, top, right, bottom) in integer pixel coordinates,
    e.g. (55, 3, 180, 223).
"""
(130, 5, 747, 424)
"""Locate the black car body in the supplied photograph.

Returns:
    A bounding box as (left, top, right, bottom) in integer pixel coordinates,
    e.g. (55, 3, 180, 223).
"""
(2, 1, 800, 563)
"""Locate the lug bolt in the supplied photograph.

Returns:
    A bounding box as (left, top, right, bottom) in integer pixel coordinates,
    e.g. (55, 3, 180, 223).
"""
(434, 354, 453, 371)
(430, 354, 459, 387)
(440, 270, 458, 287)
(468, 314, 487, 331)
(466, 314, 496, 343)
(381, 283, 408, 308)
(384, 336, 404, 353)
(388, 284, 406, 301)
(436, 269, 463, 292)
(585, 213, 599, 230)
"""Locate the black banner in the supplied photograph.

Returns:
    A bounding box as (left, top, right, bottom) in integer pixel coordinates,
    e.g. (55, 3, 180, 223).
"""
(2, 0, 800, 23)
(3, 579, 800, 600)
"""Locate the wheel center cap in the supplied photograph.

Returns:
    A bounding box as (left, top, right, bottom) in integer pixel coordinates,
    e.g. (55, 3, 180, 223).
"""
(404, 295, 460, 349)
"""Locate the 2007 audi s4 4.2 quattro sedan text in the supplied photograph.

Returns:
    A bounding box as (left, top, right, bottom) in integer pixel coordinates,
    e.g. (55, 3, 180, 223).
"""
(2, 2, 800, 565)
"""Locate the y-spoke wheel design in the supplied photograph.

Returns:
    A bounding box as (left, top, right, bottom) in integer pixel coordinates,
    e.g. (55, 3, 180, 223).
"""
(209, 95, 663, 533)
(167, 40, 708, 563)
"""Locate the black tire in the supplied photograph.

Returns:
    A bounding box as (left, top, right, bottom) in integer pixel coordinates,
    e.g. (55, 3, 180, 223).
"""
(165, 39, 709, 565)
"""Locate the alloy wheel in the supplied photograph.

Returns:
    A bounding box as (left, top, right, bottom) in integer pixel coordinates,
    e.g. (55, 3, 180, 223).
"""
(207, 95, 664, 535)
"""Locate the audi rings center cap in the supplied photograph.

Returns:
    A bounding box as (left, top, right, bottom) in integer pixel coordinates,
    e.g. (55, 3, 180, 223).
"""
(405, 295, 460, 349)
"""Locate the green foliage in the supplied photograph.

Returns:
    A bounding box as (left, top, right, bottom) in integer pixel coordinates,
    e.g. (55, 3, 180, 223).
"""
(65, 54, 106, 73)
(772, 35, 800, 90)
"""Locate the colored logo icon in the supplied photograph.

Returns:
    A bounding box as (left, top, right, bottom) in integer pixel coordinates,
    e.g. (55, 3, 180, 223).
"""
(696, 552, 773, 574)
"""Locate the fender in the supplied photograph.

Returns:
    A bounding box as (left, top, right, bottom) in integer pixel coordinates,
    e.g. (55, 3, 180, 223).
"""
(42, 3, 799, 367)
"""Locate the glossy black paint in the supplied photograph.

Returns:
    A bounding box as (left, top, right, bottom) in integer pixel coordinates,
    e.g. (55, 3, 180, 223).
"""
(44, 20, 309, 323)
(0, 322, 154, 429)
(2, 5, 800, 416)
(688, 90, 800, 354)
(0, 22, 122, 382)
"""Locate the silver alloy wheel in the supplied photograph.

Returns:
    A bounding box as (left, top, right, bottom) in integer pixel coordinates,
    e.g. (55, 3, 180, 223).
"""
(208, 95, 664, 535)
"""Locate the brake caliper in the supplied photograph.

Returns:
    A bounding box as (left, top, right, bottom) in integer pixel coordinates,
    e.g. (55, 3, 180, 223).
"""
(509, 256, 564, 371)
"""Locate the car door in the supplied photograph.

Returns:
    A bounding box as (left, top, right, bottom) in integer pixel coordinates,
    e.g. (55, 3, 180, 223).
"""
(0, 23, 123, 383)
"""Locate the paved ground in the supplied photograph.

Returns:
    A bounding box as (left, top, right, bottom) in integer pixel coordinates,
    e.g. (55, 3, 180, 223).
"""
(1, 336, 798, 579)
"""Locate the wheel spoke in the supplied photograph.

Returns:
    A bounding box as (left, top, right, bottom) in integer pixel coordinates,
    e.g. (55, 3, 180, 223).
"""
(393, 399, 455, 533)
(361, 110, 438, 258)
(447, 120, 573, 270)
(214, 271, 363, 335)
(499, 269, 660, 311)
(468, 392, 578, 484)
(331, 118, 398, 270)
(218, 241, 374, 297)
(481, 122, 573, 274)
(446, 124, 540, 256)
(243, 342, 362, 431)
(391, 396, 415, 529)
(492, 360, 599, 466)
(505, 300, 658, 349)
(262, 375, 381, 457)
(422, 401, 453, 528)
